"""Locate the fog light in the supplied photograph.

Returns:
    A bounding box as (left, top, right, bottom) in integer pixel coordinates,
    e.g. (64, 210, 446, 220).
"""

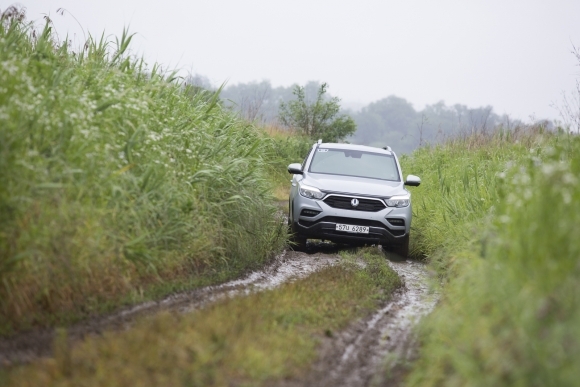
(387, 218, 405, 226)
(301, 209, 321, 217)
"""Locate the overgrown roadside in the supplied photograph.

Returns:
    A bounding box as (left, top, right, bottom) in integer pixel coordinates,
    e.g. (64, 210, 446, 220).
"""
(401, 127, 580, 386)
(0, 10, 312, 336)
(0, 245, 342, 365)
(0, 247, 403, 387)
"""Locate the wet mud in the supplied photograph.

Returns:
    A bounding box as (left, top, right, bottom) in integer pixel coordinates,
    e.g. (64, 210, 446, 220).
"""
(0, 244, 343, 366)
(0, 244, 438, 387)
(274, 252, 439, 387)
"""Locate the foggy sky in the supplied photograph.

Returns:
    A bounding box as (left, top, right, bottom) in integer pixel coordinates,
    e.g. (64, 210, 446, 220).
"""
(7, 0, 580, 122)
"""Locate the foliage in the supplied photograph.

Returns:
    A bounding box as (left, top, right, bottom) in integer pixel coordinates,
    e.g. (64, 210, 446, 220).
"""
(219, 79, 534, 154)
(3, 248, 401, 387)
(401, 126, 547, 265)
(278, 83, 356, 142)
(260, 125, 312, 200)
(351, 96, 524, 154)
(401, 126, 580, 386)
(553, 44, 580, 134)
(220, 80, 328, 124)
(0, 10, 288, 335)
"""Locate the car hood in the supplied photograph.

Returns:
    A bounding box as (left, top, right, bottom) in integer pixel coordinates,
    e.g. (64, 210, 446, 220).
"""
(303, 173, 406, 198)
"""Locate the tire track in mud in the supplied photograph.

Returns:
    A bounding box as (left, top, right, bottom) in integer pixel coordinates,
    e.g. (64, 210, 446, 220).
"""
(1, 245, 438, 387)
(0, 246, 342, 366)
(275, 254, 439, 387)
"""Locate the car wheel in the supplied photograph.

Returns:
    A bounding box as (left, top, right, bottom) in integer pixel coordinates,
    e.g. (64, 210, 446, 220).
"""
(391, 235, 409, 258)
(288, 203, 307, 251)
(289, 231, 307, 251)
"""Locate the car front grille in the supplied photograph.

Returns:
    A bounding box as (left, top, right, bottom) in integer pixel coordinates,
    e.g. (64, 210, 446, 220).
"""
(323, 195, 386, 212)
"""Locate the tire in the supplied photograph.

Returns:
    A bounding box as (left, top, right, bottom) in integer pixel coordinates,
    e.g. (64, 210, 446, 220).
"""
(289, 231, 307, 251)
(391, 235, 410, 258)
(288, 203, 307, 251)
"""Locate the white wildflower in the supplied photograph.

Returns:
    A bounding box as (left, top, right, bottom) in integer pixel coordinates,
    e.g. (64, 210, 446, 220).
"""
(562, 173, 577, 185)
(499, 215, 511, 224)
(562, 191, 572, 204)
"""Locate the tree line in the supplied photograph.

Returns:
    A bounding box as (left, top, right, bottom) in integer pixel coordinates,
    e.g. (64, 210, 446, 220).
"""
(186, 76, 540, 153)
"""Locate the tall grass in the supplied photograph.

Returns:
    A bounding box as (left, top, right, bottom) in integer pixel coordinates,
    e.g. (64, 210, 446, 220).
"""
(0, 11, 287, 334)
(2, 248, 401, 387)
(401, 126, 580, 385)
(402, 126, 549, 269)
(260, 124, 312, 199)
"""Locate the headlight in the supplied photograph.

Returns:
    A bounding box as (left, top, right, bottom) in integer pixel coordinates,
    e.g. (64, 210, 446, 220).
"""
(299, 184, 325, 199)
(386, 195, 410, 208)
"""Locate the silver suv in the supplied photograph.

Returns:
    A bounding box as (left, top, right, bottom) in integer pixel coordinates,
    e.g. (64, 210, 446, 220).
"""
(287, 141, 420, 256)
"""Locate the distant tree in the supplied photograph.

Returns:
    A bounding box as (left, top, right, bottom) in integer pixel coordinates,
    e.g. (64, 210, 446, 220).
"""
(278, 83, 356, 142)
(221, 80, 271, 123)
(237, 83, 270, 122)
(181, 73, 216, 103)
(221, 80, 329, 125)
(349, 96, 419, 152)
(556, 44, 580, 133)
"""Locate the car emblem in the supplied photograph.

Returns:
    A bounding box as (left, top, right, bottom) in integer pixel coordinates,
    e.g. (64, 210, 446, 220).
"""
(351, 198, 359, 208)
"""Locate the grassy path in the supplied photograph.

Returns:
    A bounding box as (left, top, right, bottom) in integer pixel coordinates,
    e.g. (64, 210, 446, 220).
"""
(402, 128, 580, 386)
(1, 248, 402, 387)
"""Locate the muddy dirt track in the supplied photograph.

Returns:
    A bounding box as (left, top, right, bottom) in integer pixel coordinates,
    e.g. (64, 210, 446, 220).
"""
(0, 244, 438, 386)
(273, 249, 438, 387)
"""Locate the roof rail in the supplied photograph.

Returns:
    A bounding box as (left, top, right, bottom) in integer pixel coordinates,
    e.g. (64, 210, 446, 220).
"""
(383, 146, 392, 151)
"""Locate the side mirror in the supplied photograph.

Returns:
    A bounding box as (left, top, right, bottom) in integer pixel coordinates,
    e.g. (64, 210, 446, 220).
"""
(287, 163, 304, 175)
(404, 175, 421, 187)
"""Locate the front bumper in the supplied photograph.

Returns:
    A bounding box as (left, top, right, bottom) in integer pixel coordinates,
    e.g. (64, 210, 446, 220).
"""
(290, 193, 411, 245)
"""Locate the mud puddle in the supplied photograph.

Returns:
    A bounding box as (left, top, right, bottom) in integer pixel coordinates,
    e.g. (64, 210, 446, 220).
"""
(0, 245, 342, 366)
(275, 253, 439, 387)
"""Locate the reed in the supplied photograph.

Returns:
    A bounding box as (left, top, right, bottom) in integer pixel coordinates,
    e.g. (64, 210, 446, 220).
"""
(0, 10, 288, 335)
(402, 126, 580, 386)
(2, 248, 401, 387)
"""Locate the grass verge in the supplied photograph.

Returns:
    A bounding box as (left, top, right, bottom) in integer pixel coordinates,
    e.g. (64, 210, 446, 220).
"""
(400, 127, 580, 386)
(1, 247, 401, 387)
(261, 125, 312, 200)
(0, 10, 294, 335)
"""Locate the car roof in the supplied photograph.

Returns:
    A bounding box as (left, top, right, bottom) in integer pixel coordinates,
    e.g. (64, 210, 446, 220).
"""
(317, 142, 394, 156)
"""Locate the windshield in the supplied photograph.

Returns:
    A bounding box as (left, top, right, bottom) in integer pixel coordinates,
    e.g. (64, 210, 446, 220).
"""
(308, 148, 400, 181)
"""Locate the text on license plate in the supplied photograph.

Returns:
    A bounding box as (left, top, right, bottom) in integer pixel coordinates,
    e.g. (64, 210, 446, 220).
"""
(335, 224, 369, 234)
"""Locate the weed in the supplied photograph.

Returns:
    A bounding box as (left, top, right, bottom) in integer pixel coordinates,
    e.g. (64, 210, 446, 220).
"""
(3, 248, 401, 386)
(0, 11, 289, 335)
(402, 126, 580, 386)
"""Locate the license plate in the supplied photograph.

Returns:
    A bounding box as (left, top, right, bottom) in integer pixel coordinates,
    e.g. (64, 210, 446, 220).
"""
(335, 224, 369, 234)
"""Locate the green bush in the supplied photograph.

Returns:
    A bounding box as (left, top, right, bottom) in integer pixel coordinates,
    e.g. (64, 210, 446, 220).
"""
(0, 15, 285, 334)
(265, 132, 312, 188)
(278, 83, 356, 142)
(401, 128, 546, 266)
(403, 128, 580, 386)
